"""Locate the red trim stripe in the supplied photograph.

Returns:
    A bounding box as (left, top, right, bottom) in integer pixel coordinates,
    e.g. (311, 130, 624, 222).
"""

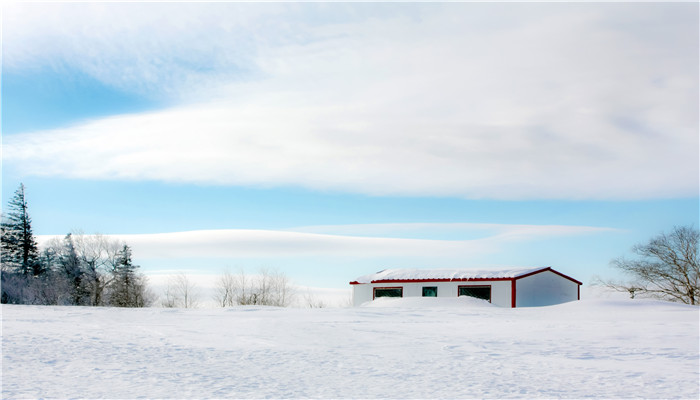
(513, 267, 583, 285)
(350, 267, 583, 287)
(366, 277, 513, 284)
(511, 278, 516, 308)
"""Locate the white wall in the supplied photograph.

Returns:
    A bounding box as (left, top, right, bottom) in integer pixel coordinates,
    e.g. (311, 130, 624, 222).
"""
(515, 270, 579, 307)
(352, 281, 513, 307)
(352, 284, 375, 307)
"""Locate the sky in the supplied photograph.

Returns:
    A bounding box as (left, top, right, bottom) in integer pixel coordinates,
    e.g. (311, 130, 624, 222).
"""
(2, 1, 698, 292)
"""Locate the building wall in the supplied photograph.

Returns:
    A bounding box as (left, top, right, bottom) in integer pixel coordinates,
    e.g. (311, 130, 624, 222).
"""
(352, 283, 374, 307)
(352, 280, 513, 307)
(515, 270, 579, 307)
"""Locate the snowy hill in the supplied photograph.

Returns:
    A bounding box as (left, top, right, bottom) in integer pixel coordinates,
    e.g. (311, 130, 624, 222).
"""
(2, 298, 698, 399)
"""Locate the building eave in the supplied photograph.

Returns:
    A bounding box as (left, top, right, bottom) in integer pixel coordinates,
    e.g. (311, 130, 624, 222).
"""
(350, 267, 582, 286)
(513, 267, 583, 285)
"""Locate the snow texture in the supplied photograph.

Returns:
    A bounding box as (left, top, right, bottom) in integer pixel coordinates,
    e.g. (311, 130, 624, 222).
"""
(353, 267, 545, 283)
(2, 298, 698, 399)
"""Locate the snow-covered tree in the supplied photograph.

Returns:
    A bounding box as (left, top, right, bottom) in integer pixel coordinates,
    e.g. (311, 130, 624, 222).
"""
(0, 183, 154, 306)
(58, 233, 90, 305)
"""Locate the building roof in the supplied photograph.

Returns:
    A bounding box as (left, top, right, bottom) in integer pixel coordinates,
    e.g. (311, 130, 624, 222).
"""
(350, 267, 582, 285)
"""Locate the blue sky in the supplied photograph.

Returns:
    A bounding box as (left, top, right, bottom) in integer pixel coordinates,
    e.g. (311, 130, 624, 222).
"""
(2, 2, 698, 290)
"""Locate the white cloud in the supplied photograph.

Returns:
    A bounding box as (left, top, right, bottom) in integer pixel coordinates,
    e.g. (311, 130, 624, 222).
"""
(3, 3, 698, 199)
(34, 223, 619, 290)
(41, 229, 488, 259)
(288, 223, 617, 239)
(35, 223, 616, 260)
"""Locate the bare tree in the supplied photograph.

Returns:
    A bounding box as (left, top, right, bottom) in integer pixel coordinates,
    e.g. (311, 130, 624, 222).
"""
(261, 268, 293, 307)
(72, 232, 123, 306)
(161, 284, 178, 308)
(303, 290, 326, 308)
(225, 269, 258, 306)
(23, 269, 74, 306)
(219, 268, 294, 307)
(604, 226, 699, 305)
(162, 273, 200, 308)
(213, 270, 237, 307)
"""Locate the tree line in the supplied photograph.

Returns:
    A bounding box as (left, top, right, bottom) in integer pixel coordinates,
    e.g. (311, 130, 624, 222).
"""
(212, 268, 294, 307)
(1, 184, 152, 306)
(160, 268, 299, 308)
(3, 183, 696, 308)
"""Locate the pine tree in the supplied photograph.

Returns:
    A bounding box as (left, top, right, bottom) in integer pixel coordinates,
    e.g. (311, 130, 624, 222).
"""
(1, 184, 41, 276)
(59, 233, 88, 305)
(110, 244, 148, 307)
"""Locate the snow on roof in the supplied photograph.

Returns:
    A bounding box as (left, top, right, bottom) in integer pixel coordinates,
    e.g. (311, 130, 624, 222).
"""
(352, 267, 546, 284)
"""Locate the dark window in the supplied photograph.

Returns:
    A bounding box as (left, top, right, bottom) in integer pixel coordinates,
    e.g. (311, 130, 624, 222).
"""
(458, 285, 491, 301)
(374, 287, 403, 298)
(422, 286, 438, 297)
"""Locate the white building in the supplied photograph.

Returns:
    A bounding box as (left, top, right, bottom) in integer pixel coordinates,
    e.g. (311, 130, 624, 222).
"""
(350, 267, 582, 308)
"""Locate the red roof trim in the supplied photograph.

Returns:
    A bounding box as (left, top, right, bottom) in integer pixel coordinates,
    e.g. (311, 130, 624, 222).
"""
(350, 267, 582, 286)
(513, 267, 583, 285)
(553, 268, 584, 286)
(367, 277, 513, 284)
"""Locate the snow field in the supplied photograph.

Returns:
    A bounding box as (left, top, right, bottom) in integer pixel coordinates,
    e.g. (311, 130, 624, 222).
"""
(2, 298, 698, 399)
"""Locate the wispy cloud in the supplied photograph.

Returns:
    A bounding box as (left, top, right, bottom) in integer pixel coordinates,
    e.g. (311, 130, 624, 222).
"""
(4, 3, 698, 200)
(39, 229, 488, 260)
(36, 223, 617, 260)
(288, 223, 618, 240)
(2, 2, 282, 97)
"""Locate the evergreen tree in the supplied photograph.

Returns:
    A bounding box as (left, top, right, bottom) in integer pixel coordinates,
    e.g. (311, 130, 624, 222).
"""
(109, 244, 148, 307)
(59, 233, 89, 305)
(1, 184, 41, 276)
(0, 184, 153, 306)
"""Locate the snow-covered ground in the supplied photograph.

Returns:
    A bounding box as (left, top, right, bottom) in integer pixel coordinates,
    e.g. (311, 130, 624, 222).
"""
(2, 298, 698, 399)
